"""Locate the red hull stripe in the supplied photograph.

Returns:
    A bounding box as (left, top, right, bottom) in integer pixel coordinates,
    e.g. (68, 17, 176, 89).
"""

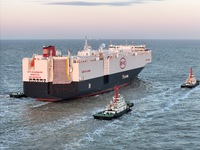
(36, 98, 61, 102)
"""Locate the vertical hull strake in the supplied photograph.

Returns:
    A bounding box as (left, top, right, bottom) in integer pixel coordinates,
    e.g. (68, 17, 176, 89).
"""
(22, 39, 152, 101)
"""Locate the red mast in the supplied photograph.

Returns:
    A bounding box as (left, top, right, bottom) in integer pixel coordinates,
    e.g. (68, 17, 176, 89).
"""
(190, 68, 193, 78)
(114, 86, 119, 99)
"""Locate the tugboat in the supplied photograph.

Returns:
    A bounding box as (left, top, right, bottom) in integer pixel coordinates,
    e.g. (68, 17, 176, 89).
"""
(181, 68, 199, 88)
(9, 92, 27, 98)
(93, 86, 134, 120)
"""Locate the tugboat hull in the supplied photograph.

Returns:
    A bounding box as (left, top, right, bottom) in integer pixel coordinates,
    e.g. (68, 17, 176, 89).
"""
(93, 108, 132, 120)
(9, 92, 27, 98)
(181, 80, 199, 88)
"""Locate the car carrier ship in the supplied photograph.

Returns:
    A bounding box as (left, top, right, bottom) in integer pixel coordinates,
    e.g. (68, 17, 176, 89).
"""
(22, 38, 152, 101)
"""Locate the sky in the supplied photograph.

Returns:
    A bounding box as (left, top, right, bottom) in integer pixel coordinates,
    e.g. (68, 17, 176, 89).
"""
(0, 0, 200, 39)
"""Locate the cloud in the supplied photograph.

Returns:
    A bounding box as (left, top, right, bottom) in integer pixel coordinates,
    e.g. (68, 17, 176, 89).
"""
(44, 0, 161, 7)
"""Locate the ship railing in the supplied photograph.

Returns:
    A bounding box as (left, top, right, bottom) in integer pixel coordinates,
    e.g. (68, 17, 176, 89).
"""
(72, 56, 100, 63)
(132, 50, 151, 55)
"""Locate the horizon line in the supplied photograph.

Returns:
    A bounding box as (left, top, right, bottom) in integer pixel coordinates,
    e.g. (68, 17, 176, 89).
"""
(1, 38, 200, 40)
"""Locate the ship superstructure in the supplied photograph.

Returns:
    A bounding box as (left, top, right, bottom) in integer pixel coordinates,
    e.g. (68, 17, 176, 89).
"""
(22, 38, 151, 101)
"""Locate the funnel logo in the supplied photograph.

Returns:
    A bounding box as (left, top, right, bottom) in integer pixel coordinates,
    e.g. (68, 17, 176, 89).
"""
(120, 58, 126, 69)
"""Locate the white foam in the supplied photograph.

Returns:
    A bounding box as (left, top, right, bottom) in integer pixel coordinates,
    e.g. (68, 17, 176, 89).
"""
(0, 94, 10, 99)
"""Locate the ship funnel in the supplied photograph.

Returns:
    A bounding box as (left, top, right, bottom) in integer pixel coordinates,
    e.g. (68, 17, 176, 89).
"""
(43, 45, 56, 58)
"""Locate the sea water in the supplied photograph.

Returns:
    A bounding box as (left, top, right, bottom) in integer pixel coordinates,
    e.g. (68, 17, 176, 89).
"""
(0, 39, 200, 150)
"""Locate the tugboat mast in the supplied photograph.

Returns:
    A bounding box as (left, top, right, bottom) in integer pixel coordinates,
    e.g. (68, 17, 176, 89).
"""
(114, 86, 119, 99)
(190, 68, 193, 78)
